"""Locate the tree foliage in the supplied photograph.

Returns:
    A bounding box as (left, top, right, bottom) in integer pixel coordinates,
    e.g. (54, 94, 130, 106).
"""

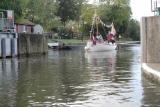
(24, 0, 59, 31)
(100, 0, 130, 6)
(56, 0, 84, 25)
(127, 19, 140, 41)
(98, 0, 131, 36)
(78, 5, 96, 34)
(81, 4, 95, 25)
(0, 0, 140, 40)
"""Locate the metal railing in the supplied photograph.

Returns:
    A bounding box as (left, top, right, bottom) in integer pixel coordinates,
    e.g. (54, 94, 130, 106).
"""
(0, 18, 14, 32)
(151, 0, 160, 15)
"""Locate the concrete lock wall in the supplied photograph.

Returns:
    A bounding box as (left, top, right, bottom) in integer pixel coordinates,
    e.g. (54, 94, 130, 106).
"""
(141, 16, 160, 63)
(18, 33, 48, 56)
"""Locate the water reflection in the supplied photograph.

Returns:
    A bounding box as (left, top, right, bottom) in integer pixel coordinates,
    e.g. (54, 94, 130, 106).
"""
(85, 50, 116, 68)
(0, 58, 18, 107)
(83, 46, 142, 107)
(15, 50, 91, 107)
(1, 45, 160, 107)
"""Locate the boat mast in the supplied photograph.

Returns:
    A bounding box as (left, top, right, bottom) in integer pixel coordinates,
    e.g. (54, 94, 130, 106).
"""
(96, 13, 98, 36)
(95, 0, 99, 36)
(90, 10, 96, 38)
(89, 0, 99, 38)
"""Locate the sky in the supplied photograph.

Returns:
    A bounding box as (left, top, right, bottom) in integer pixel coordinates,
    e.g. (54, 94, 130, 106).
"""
(130, 0, 154, 21)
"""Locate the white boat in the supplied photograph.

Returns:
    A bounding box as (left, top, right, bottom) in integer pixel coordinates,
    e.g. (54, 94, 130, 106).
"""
(84, 40, 117, 52)
(84, 11, 117, 52)
(85, 49, 117, 59)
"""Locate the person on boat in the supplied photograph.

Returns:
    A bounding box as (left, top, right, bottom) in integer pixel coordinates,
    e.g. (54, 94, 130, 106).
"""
(106, 31, 115, 44)
(90, 34, 96, 45)
(96, 33, 103, 43)
(90, 30, 98, 45)
(106, 31, 111, 43)
(93, 35, 97, 45)
(110, 34, 115, 44)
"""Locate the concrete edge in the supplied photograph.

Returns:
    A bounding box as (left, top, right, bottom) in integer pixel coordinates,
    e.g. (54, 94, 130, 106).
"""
(142, 63, 160, 83)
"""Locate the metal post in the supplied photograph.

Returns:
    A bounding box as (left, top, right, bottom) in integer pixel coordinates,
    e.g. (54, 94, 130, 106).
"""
(1, 38, 6, 58)
(11, 38, 15, 57)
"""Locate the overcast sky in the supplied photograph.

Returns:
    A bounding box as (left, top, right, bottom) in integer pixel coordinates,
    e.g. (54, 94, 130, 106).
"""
(130, 0, 154, 21)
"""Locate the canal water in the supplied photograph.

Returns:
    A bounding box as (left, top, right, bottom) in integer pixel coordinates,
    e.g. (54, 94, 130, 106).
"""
(1, 44, 160, 107)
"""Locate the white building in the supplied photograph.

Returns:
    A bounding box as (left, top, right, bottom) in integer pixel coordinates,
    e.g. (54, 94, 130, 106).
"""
(34, 24, 44, 34)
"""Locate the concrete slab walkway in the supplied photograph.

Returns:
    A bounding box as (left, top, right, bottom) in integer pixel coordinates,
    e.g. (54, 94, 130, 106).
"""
(142, 63, 160, 83)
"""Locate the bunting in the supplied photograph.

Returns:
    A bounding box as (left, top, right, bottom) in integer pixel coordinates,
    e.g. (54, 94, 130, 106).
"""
(90, 14, 116, 36)
(99, 18, 112, 28)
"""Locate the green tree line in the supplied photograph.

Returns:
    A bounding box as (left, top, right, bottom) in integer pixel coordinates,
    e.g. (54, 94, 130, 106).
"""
(0, 0, 140, 41)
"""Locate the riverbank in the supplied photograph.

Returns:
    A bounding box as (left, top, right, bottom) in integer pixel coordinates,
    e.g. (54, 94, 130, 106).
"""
(48, 39, 140, 51)
(48, 39, 140, 45)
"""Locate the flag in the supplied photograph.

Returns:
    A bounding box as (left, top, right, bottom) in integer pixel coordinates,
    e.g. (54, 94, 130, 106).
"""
(111, 23, 116, 36)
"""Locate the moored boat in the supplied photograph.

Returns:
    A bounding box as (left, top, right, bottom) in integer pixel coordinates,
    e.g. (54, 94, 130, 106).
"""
(48, 41, 71, 50)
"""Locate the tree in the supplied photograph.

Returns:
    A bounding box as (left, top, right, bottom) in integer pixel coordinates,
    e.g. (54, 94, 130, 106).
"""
(98, 0, 131, 37)
(80, 4, 96, 36)
(56, 0, 84, 26)
(24, 0, 59, 31)
(99, 0, 130, 5)
(127, 19, 140, 41)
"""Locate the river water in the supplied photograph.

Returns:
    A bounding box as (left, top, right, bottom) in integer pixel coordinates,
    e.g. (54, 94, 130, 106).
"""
(0, 44, 160, 107)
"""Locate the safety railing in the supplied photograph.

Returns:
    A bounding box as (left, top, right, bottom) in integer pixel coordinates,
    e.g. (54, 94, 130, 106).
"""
(0, 18, 14, 32)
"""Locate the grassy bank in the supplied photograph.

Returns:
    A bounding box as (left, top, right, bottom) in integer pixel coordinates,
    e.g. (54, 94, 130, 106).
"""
(48, 38, 140, 45)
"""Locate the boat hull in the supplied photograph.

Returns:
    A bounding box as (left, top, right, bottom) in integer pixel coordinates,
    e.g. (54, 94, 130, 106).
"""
(84, 41, 117, 52)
